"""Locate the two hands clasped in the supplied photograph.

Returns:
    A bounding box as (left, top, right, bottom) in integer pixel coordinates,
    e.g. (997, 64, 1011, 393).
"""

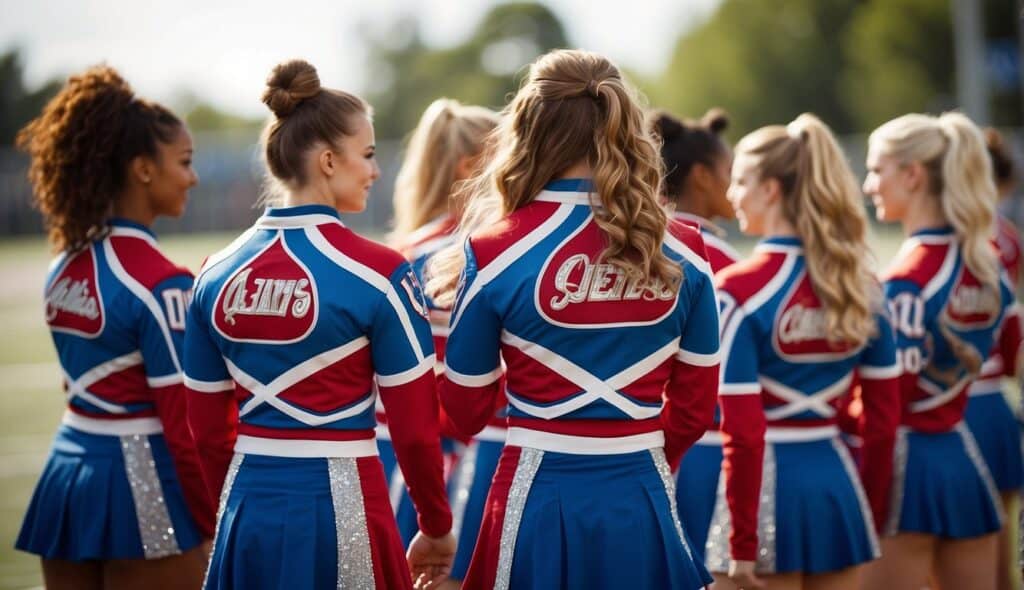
(407, 531, 458, 589)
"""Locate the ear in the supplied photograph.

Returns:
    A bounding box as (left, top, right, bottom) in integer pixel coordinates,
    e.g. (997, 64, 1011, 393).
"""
(318, 148, 337, 178)
(904, 161, 927, 194)
(690, 163, 713, 191)
(130, 156, 153, 186)
(454, 154, 475, 182)
(763, 176, 784, 205)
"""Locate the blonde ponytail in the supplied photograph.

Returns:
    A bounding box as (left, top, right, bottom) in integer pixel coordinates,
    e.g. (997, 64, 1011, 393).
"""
(392, 99, 498, 238)
(736, 113, 880, 346)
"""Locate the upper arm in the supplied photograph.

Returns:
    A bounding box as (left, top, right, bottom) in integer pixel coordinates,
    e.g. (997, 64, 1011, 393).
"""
(138, 274, 194, 384)
(443, 242, 502, 386)
(370, 263, 436, 386)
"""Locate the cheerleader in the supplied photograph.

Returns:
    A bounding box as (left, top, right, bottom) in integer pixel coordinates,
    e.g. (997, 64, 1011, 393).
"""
(384, 98, 499, 575)
(183, 60, 454, 590)
(861, 113, 1014, 590)
(963, 128, 1023, 590)
(708, 113, 900, 590)
(14, 66, 214, 589)
(427, 49, 718, 590)
(649, 108, 739, 563)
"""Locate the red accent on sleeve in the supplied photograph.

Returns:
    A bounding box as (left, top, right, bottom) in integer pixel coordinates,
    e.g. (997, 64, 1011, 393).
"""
(719, 394, 766, 561)
(857, 374, 900, 532)
(377, 370, 452, 537)
(438, 375, 503, 439)
(662, 359, 717, 468)
(999, 306, 1023, 378)
(152, 383, 217, 537)
(186, 390, 238, 508)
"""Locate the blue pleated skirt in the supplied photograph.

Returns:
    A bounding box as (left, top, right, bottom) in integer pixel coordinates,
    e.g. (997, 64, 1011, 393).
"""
(964, 392, 1023, 492)
(675, 440, 722, 565)
(885, 423, 1004, 538)
(16, 424, 201, 561)
(448, 438, 504, 580)
(704, 437, 879, 574)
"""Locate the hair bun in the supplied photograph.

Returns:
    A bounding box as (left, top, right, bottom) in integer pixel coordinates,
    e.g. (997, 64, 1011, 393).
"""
(701, 108, 729, 134)
(262, 59, 321, 118)
(652, 111, 686, 141)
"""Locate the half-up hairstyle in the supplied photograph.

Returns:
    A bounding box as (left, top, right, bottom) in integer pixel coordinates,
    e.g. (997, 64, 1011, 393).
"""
(17, 65, 182, 252)
(428, 49, 675, 305)
(736, 113, 880, 347)
(869, 113, 1000, 299)
(392, 98, 498, 238)
(649, 108, 729, 198)
(260, 59, 370, 199)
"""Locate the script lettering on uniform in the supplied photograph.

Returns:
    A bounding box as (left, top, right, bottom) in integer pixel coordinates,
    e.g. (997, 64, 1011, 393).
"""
(948, 284, 998, 317)
(46, 277, 100, 322)
(550, 254, 674, 311)
(778, 304, 828, 343)
(221, 267, 312, 325)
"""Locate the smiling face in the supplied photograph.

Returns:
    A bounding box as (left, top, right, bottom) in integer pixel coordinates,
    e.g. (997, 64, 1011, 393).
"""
(727, 152, 776, 235)
(145, 124, 198, 218)
(863, 146, 914, 223)
(327, 115, 380, 213)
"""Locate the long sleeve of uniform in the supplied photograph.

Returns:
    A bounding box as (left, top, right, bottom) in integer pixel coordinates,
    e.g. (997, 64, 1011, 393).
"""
(140, 275, 216, 537)
(439, 241, 503, 437)
(662, 263, 720, 468)
(999, 303, 1023, 378)
(372, 263, 452, 538)
(716, 295, 766, 562)
(884, 279, 927, 419)
(182, 291, 237, 507)
(855, 311, 901, 532)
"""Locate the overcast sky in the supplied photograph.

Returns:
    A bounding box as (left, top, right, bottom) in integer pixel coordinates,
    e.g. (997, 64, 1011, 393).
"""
(0, 0, 721, 117)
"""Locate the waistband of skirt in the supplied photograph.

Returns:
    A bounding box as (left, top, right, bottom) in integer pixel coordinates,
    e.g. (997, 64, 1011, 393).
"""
(696, 424, 839, 445)
(62, 410, 163, 436)
(234, 435, 378, 458)
(505, 427, 664, 455)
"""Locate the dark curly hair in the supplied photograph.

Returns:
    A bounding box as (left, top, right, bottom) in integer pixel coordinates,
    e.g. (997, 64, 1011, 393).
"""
(648, 108, 729, 198)
(984, 127, 1015, 188)
(17, 65, 182, 252)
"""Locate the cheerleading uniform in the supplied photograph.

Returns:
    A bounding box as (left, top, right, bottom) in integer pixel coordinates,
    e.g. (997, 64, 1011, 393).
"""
(440, 179, 719, 590)
(184, 205, 451, 590)
(882, 227, 1012, 540)
(964, 215, 1023, 492)
(670, 211, 741, 564)
(17, 219, 214, 561)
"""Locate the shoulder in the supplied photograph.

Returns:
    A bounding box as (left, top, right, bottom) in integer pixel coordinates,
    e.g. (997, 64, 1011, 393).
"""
(715, 248, 792, 308)
(468, 201, 564, 270)
(882, 237, 952, 291)
(106, 228, 193, 291)
(315, 223, 409, 282)
(663, 219, 713, 277)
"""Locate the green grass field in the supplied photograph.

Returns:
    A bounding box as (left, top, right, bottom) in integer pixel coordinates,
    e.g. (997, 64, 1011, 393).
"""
(0, 226, 1015, 589)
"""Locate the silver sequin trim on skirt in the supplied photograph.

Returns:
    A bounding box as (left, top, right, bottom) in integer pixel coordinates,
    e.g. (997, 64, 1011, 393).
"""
(955, 422, 1006, 525)
(494, 447, 543, 590)
(120, 434, 181, 559)
(450, 441, 478, 539)
(884, 428, 909, 536)
(203, 453, 244, 588)
(649, 448, 695, 562)
(328, 457, 375, 590)
(830, 438, 881, 558)
(704, 443, 777, 573)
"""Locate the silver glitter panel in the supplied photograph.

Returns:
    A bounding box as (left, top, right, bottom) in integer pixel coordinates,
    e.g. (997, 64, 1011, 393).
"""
(884, 428, 909, 536)
(703, 443, 777, 573)
(450, 441, 478, 539)
(203, 453, 244, 588)
(649, 448, 695, 562)
(119, 434, 181, 559)
(328, 457, 376, 590)
(494, 447, 543, 590)
(955, 422, 1005, 525)
(830, 438, 881, 558)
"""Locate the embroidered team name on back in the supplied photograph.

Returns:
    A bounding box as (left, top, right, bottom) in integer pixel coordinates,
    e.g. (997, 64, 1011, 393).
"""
(773, 274, 857, 360)
(46, 248, 104, 337)
(777, 304, 826, 344)
(537, 222, 677, 327)
(945, 273, 1000, 329)
(213, 237, 318, 343)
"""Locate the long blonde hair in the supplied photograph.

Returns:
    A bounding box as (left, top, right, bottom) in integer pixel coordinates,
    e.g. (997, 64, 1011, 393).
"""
(392, 99, 499, 238)
(427, 49, 675, 305)
(737, 113, 880, 346)
(869, 112, 1000, 298)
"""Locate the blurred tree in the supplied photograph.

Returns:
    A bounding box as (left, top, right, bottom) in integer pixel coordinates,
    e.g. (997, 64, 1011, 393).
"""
(653, 0, 860, 137)
(363, 2, 569, 139)
(0, 48, 61, 146)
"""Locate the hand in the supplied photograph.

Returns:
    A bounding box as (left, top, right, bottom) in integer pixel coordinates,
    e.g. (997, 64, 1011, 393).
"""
(728, 559, 765, 590)
(407, 531, 456, 589)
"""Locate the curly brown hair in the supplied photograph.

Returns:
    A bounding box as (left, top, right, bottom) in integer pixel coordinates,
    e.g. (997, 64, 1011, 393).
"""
(17, 65, 182, 252)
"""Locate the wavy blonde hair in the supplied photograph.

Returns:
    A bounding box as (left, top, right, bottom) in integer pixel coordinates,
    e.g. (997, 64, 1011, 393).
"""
(737, 113, 880, 346)
(392, 99, 499, 238)
(427, 49, 675, 305)
(868, 113, 1000, 299)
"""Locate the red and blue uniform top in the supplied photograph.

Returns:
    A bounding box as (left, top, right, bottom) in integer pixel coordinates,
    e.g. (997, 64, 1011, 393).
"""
(716, 236, 900, 561)
(969, 215, 1023, 393)
(44, 218, 215, 536)
(183, 204, 452, 537)
(883, 227, 1015, 432)
(438, 179, 720, 465)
